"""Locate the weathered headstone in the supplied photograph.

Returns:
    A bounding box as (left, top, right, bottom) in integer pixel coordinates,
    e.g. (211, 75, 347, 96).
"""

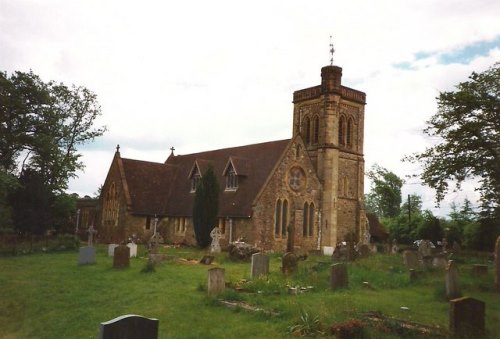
(495, 236, 500, 292)
(391, 242, 399, 255)
(199, 255, 215, 265)
(358, 244, 370, 258)
(99, 314, 159, 339)
(369, 243, 378, 253)
(403, 250, 419, 269)
(322, 246, 334, 256)
(282, 252, 298, 275)
(78, 225, 97, 265)
(418, 240, 433, 258)
(251, 252, 269, 278)
(446, 260, 460, 299)
(330, 263, 348, 289)
(207, 267, 225, 296)
(79, 246, 96, 265)
(345, 241, 356, 261)
(113, 245, 130, 268)
(432, 255, 448, 269)
(422, 256, 433, 269)
(127, 243, 137, 258)
(108, 244, 118, 257)
(209, 227, 222, 254)
(471, 264, 488, 276)
(449, 297, 485, 338)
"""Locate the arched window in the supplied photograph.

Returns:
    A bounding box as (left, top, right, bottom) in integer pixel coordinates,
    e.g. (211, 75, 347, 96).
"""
(302, 202, 309, 236)
(225, 165, 238, 190)
(104, 182, 119, 226)
(308, 203, 315, 236)
(282, 199, 288, 236)
(304, 117, 311, 144)
(275, 199, 282, 236)
(190, 169, 201, 192)
(339, 116, 346, 146)
(313, 116, 319, 144)
(347, 117, 354, 148)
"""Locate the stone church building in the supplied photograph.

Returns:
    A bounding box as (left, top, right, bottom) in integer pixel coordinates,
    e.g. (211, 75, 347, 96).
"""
(97, 63, 368, 252)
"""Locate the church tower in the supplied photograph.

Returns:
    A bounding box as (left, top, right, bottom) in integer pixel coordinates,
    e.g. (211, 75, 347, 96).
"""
(292, 64, 367, 247)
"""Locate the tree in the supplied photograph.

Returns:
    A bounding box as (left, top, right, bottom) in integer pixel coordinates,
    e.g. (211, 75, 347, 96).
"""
(0, 70, 106, 193)
(192, 165, 219, 248)
(365, 164, 404, 218)
(405, 63, 500, 219)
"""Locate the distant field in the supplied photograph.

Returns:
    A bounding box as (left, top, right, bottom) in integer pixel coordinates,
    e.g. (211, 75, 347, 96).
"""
(0, 245, 498, 338)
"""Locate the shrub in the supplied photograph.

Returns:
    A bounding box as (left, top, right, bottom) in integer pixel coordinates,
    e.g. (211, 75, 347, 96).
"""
(287, 309, 324, 337)
(330, 319, 365, 339)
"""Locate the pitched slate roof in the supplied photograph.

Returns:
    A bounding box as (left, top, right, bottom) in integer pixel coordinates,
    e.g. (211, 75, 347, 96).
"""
(118, 139, 290, 218)
(120, 158, 177, 215)
(165, 139, 290, 218)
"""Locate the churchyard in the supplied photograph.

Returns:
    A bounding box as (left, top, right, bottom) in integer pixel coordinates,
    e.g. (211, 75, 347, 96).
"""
(1, 239, 499, 339)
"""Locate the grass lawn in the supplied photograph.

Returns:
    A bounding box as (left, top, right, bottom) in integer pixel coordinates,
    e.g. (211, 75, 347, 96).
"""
(0, 245, 498, 338)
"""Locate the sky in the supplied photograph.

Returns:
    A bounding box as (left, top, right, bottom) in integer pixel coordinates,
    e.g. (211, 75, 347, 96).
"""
(1, 0, 499, 217)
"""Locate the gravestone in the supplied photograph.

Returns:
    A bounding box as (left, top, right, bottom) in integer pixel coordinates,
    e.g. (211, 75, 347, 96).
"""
(209, 227, 222, 254)
(391, 242, 399, 255)
(403, 250, 419, 269)
(113, 245, 130, 268)
(418, 240, 433, 258)
(79, 246, 96, 265)
(471, 264, 488, 276)
(282, 252, 298, 275)
(108, 244, 118, 257)
(330, 263, 348, 289)
(449, 297, 485, 338)
(432, 255, 448, 269)
(99, 314, 159, 339)
(127, 243, 137, 258)
(207, 267, 225, 296)
(422, 256, 433, 269)
(78, 225, 97, 265)
(446, 260, 460, 299)
(409, 269, 418, 282)
(199, 255, 215, 265)
(345, 242, 356, 261)
(251, 252, 269, 278)
(441, 237, 448, 253)
(495, 236, 500, 292)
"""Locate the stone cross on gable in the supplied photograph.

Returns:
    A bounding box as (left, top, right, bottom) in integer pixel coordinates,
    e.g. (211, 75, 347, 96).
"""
(87, 225, 97, 247)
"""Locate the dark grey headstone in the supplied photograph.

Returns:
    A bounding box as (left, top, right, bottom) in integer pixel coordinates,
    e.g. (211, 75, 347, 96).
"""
(79, 246, 96, 265)
(99, 314, 159, 339)
(251, 252, 269, 278)
(113, 245, 130, 268)
(449, 297, 485, 337)
(446, 260, 460, 299)
(282, 252, 298, 275)
(330, 263, 348, 289)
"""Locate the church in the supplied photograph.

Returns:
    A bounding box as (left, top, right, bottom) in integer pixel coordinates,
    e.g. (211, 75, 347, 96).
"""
(96, 62, 368, 252)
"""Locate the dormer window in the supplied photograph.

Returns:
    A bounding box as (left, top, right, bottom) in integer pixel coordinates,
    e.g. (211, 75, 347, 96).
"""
(225, 165, 238, 190)
(189, 166, 201, 192)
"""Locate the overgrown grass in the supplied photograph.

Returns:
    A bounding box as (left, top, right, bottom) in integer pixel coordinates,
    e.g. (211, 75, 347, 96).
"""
(0, 246, 498, 338)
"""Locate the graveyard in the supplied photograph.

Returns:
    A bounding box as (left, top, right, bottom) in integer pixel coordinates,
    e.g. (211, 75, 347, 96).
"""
(0, 241, 499, 338)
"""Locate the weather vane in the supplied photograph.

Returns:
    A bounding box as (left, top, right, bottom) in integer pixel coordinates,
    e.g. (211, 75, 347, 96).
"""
(329, 35, 335, 65)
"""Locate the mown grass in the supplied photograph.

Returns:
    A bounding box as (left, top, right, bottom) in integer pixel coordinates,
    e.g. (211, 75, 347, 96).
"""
(0, 245, 499, 338)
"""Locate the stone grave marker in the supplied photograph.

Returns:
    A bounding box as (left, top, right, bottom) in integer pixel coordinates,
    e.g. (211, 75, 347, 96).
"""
(127, 243, 138, 258)
(432, 255, 448, 269)
(358, 244, 370, 258)
(446, 260, 460, 299)
(113, 245, 130, 268)
(330, 263, 348, 289)
(449, 297, 485, 338)
(108, 244, 118, 257)
(251, 252, 269, 278)
(78, 225, 97, 265)
(282, 252, 298, 275)
(99, 314, 159, 339)
(208, 267, 225, 296)
(403, 250, 419, 269)
(422, 256, 433, 269)
(495, 236, 500, 292)
(199, 255, 215, 265)
(391, 242, 399, 255)
(418, 240, 433, 258)
(209, 227, 222, 254)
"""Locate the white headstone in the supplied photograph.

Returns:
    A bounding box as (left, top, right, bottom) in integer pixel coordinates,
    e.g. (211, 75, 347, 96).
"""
(108, 244, 119, 257)
(127, 243, 137, 258)
(210, 227, 222, 254)
(322, 246, 334, 256)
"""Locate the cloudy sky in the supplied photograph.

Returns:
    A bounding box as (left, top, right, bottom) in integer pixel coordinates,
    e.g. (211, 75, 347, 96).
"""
(1, 0, 499, 217)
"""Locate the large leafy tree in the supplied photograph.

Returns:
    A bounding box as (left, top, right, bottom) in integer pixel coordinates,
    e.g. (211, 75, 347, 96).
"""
(0, 70, 105, 233)
(192, 165, 219, 248)
(365, 164, 404, 218)
(405, 63, 499, 219)
(0, 70, 106, 192)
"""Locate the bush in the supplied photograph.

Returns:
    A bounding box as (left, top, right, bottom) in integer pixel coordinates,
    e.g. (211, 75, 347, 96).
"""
(330, 319, 365, 339)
